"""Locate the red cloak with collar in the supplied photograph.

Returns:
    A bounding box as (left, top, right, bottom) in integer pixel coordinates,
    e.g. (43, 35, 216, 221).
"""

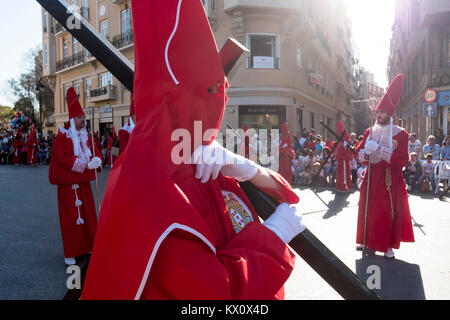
(82, 0, 298, 300)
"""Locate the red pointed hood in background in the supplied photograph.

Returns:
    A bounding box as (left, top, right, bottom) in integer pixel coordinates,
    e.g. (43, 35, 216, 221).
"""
(280, 122, 293, 150)
(336, 121, 349, 143)
(66, 87, 85, 120)
(112, 126, 118, 140)
(82, 0, 230, 299)
(375, 74, 404, 118)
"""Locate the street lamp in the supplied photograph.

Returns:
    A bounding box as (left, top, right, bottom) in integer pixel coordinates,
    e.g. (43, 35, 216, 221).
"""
(35, 79, 45, 135)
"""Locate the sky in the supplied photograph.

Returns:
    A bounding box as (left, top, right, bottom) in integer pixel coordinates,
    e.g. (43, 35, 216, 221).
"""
(344, 0, 396, 89)
(0, 0, 43, 107)
(0, 0, 396, 106)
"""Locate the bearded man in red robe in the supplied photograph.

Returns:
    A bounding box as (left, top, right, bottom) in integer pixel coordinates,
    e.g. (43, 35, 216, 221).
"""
(333, 121, 353, 192)
(355, 74, 414, 259)
(49, 87, 102, 265)
(82, 0, 305, 300)
(27, 126, 39, 166)
(278, 122, 295, 185)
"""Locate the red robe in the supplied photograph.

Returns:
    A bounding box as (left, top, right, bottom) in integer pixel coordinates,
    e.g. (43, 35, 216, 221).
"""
(49, 128, 101, 258)
(278, 144, 294, 185)
(82, 0, 298, 300)
(106, 137, 117, 166)
(118, 129, 130, 155)
(334, 142, 353, 191)
(27, 131, 39, 165)
(355, 127, 414, 252)
(12, 138, 24, 165)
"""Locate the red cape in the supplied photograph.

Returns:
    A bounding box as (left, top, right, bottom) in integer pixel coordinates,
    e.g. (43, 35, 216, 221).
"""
(82, 0, 298, 300)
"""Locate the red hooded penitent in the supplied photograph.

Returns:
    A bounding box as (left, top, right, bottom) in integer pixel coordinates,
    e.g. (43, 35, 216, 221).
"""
(82, 0, 298, 300)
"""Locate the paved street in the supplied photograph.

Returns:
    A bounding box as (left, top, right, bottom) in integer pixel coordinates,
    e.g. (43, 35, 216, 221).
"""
(0, 164, 449, 300)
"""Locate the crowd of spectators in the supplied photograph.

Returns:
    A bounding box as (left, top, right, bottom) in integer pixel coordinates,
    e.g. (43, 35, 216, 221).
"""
(0, 131, 53, 166)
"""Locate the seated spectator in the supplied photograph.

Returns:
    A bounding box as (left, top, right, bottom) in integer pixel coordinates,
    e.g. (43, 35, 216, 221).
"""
(304, 134, 316, 151)
(292, 155, 306, 186)
(423, 135, 440, 160)
(304, 150, 317, 169)
(311, 162, 327, 186)
(404, 152, 422, 191)
(408, 133, 422, 157)
(417, 153, 436, 192)
(320, 147, 333, 185)
(293, 136, 303, 154)
(349, 133, 357, 148)
(440, 135, 450, 160)
(315, 136, 323, 155)
(350, 157, 358, 187)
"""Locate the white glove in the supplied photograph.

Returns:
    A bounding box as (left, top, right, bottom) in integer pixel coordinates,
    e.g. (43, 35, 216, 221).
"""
(343, 141, 348, 148)
(87, 157, 102, 170)
(192, 140, 258, 183)
(263, 203, 306, 244)
(283, 143, 288, 148)
(379, 146, 393, 163)
(364, 140, 379, 155)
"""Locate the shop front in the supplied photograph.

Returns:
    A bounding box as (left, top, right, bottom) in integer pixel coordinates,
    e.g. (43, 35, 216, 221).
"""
(238, 105, 286, 130)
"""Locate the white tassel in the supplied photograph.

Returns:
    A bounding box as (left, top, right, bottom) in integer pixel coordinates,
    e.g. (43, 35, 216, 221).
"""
(72, 184, 79, 190)
(75, 199, 83, 207)
(73, 185, 84, 226)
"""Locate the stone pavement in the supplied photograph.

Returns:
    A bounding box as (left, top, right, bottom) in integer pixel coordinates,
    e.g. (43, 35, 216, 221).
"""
(284, 187, 450, 300)
(0, 165, 449, 299)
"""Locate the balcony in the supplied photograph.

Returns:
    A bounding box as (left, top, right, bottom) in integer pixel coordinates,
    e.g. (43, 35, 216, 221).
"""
(111, 0, 127, 4)
(88, 85, 117, 103)
(224, 0, 305, 13)
(112, 30, 134, 49)
(56, 51, 91, 72)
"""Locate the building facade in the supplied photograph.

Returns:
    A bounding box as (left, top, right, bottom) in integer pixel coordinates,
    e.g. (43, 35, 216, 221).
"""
(42, 0, 358, 139)
(388, 0, 450, 144)
(42, 0, 134, 138)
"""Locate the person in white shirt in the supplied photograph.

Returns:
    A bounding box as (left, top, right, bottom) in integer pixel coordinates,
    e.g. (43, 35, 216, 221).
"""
(408, 133, 422, 158)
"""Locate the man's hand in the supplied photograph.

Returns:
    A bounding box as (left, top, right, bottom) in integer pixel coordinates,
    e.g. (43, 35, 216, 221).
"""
(191, 141, 258, 183)
(263, 203, 306, 244)
(87, 157, 102, 170)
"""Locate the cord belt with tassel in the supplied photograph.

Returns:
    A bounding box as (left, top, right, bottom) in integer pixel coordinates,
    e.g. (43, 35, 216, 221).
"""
(385, 168, 395, 221)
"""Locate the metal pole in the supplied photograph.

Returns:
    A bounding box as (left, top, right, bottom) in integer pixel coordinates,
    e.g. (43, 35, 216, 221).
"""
(89, 107, 101, 213)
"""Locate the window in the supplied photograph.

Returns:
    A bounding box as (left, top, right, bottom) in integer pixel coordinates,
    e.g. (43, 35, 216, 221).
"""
(446, 33, 450, 67)
(247, 34, 280, 69)
(311, 112, 315, 129)
(100, 73, 113, 87)
(44, 45, 48, 67)
(43, 12, 48, 32)
(296, 47, 302, 68)
(74, 82, 81, 97)
(101, 20, 109, 39)
(84, 78, 91, 98)
(73, 38, 79, 55)
(121, 8, 131, 34)
(63, 40, 69, 58)
(63, 84, 71, 112)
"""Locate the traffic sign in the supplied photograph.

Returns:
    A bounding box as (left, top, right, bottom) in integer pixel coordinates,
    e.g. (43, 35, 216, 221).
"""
(423, 103, 437, 118)
(424, 88, 437, 103)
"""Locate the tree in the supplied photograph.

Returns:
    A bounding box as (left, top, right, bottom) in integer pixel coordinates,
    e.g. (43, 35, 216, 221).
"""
(0, 105, 15, 134)
(2, 47, 54, 133)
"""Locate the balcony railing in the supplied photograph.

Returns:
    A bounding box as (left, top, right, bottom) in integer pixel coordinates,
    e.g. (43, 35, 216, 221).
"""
(112, 29, 134, 49)
(56, 51, 90, 72)
(88, 85, 117, 102)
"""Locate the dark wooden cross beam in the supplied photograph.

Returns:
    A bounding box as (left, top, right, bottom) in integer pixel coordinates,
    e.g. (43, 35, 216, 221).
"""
(36, 0, 380, 300)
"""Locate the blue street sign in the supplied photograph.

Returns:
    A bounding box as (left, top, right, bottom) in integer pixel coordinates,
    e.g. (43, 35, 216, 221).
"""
(423, 103, 437, 118)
